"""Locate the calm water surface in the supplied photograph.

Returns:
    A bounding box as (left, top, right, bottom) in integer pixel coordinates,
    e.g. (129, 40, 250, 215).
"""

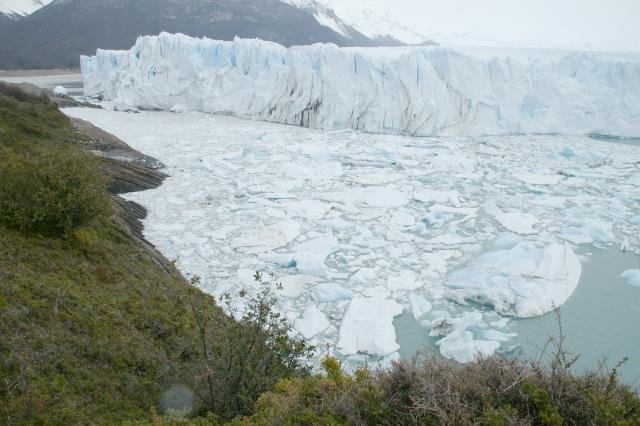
(395, 247, 640, 386)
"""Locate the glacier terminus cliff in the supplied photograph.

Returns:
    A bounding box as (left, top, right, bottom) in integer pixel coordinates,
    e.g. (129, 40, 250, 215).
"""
(82, 32, 640, 138)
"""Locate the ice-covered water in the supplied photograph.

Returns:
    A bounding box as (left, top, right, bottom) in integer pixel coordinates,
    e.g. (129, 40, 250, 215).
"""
(63, 107, 640, 371)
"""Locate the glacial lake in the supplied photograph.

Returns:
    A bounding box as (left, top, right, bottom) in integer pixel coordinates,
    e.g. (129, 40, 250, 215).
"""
(60, 107, 640, 385)
(396, 246, 640, 386)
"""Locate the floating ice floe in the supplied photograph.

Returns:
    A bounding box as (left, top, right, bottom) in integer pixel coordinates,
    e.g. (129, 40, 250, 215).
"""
(446, 243, 582, 318)
(437, 330, 501, 363)
(338, 297, 404, 357)
(262, 233, 339, 276)
(492, 233, 523, 248)
(409, 294, 433, 320)
(560, 218, 615, 245)
(386, 270, 421, 291)
(414, 189, 461, 207)
(483, 200, 539, 235)
(61, 108, 640, 367)
(295, 306, 331, 339)
(513, 172, 562, 185)
(427, 312, 513, 362)
(620, 270, 640, 288)
(277, 274, 322, 298)
(312, 283, 354, 302)
(330, 187, 410, 209)
(231, 220, 301, 254)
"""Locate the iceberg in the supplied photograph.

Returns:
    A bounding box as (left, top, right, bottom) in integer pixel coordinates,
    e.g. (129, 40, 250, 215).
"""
(82, 32, 640, 138)
(277, 274, 322, 298)
(53, 85, 68, 96)
(338, 297, 404, 357)
(408, 294, 432, 320)
(446, 242, 582, 318)
(436, 330, 501, 363)
(230, 219, 301, 254)
(483, 200, 539, 235)
(620, 270, 640, 288)
(261, 233, 340, 277)
(312, 283, 354, 302)
(295, 306, 331, 339)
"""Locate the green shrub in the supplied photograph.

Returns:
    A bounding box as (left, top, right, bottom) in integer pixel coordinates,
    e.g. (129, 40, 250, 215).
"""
(237, 357, 395, 425)
(0, 145, 110, 236)
(179, 273, 314, 419)
(523, 380, 563, 425)
(238, 352, 640, 425)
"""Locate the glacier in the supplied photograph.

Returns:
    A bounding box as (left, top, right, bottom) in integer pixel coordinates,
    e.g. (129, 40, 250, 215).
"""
(82, 32, 640, 138)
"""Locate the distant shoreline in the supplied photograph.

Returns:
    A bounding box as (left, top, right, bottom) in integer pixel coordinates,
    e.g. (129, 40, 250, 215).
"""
(0, 71, 84, 96)
(0, 69, 80, 77)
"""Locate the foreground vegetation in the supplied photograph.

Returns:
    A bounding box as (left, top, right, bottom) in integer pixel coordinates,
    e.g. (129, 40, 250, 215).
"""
(237, 349, 640, 425)
(0, 83, 310, 424)
(1, 83, 639, 424)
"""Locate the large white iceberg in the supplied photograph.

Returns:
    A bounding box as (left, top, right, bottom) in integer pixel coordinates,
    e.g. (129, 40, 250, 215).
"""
(82, 32, 640, 137)
(621, 270, 640, 288)
(446, 243, 582, 318)
(338, 297, 404, 357)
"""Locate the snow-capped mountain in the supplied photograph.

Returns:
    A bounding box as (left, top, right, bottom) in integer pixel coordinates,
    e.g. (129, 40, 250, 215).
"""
(0, 0, 51, 18)
(283, 0, 367, 43)
(0, 0, 52, 28)
(284, 0, 432, 45)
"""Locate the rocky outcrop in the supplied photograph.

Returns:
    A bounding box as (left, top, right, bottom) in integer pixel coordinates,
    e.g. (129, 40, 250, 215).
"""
(70, 116, 167, 194)
(66, 116, 168, 247)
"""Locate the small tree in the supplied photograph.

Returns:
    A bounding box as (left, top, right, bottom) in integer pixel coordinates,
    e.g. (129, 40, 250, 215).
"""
(0, 145, 110, 236)
(180, 273, 313, 419)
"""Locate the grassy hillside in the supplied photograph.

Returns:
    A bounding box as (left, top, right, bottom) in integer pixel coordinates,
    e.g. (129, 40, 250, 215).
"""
(0, 84, 309, 424)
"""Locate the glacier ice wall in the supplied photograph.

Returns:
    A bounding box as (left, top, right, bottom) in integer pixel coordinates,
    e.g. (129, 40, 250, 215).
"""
(82, 32, 640, 137)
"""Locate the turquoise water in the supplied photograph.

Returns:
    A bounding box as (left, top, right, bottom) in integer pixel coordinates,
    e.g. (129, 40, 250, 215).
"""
(397, 136, 640, 383)
(394, 247, 640, 386)
(511, 247, 640, 386)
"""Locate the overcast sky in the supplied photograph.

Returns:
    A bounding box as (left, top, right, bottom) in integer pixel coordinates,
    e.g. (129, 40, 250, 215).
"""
(329, 0, 640, 52)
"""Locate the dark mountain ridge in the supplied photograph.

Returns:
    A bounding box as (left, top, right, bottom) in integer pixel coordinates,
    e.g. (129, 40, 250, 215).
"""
(0, 0, 376, 70)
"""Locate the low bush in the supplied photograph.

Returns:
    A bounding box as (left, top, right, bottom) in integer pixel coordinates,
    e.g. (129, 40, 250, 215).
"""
(0, 145, 110, 236)
(235, 350, 640, 425)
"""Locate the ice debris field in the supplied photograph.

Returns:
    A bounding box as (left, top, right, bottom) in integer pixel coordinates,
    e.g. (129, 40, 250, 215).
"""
(82, 33, 640, 138)
(71, 34, 640, 366)
(63, 107, 640, 366)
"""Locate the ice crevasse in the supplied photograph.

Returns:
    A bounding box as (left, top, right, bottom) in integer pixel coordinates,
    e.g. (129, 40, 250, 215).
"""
(82, 32, 640, 138)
